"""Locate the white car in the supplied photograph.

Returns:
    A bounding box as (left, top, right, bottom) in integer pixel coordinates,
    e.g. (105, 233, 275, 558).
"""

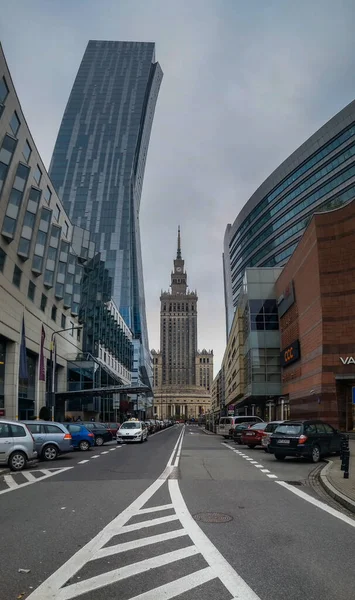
(117, 420, 148, 444)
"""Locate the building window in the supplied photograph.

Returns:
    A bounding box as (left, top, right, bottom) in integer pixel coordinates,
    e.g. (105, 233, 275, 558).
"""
(34, 165, 42, 185)
(51, 305, 57, 322)
(77, 329, 81, 341)
(64, 221, 69, 238)
(9, 111, 20, 135)
(53, 204, 61, 222)
(2, 163, 30, 239)
(70, 321, 74, 336)
(44, 186, 51, 204)
(27, 280, 36, 301)
(0, 134, 17, 194)
(0, 248, 6, 273)
(12, 265, 22, 288)
(22, 140, 31, 163)
(0, 76, 9, 104)
(40, 293, 47, 312)
(61, 314, 66, 329)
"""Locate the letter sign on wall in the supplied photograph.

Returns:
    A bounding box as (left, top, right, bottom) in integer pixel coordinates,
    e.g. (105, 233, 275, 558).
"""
(281, 339, 300, 368)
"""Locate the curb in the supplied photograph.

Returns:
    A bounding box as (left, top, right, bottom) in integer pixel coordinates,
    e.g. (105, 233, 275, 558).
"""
(319, 460, 355, 514)
(201, 428, 216, 436)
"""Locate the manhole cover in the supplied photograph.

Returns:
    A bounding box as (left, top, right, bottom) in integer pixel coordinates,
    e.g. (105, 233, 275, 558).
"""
(193, 512, 233, 523)
(285, 481, 303, 486)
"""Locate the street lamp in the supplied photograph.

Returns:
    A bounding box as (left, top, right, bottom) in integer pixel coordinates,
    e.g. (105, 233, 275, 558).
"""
(49, 325, 83, 421)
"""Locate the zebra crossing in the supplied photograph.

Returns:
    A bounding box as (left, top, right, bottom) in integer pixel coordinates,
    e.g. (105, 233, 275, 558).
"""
(0, 466, 73, 495)
(27, 428, 261, 600)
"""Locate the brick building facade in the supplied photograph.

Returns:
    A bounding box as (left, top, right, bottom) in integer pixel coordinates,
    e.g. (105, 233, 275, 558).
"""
(275, 199, 355, 430)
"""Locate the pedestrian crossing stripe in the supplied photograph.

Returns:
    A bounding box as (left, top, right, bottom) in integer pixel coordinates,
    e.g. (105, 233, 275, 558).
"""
(0, 467, 73, 496)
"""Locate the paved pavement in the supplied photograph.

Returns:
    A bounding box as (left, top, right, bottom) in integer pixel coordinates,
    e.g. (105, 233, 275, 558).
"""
(319, 439, 355, 512)
(1, 424, 355, 600)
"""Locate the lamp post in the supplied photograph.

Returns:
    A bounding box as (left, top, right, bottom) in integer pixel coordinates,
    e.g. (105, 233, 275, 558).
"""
(49, 325, 83, 421)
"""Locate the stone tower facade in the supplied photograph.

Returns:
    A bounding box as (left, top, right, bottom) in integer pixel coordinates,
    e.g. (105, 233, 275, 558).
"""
(152, 229, 213, 420)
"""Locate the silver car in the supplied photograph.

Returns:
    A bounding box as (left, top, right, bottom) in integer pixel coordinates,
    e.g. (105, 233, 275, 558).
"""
(0, 419, 37, 471)
(117, 420, 148, 443)
(22, 420, 73, 461)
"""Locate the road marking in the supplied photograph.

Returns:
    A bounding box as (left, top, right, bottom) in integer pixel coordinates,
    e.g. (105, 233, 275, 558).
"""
(77, 460, 89, 464)
(249, 460, 258, 464)
(169, 478, 260, 599)
(139, 503, 173, 514)
(94, 529, 187, 560)
(277, 481, 355, 528)
(254, 464, 264, 468)
(261, 469, 270, 473)
(101, 451, 109, 454)
(110, 448, 116, 451)
(91, 455, 100, 459)
(267, 474, 278, 479)
(22, 471, 36, 482)
(0, 467, 73, 496)
(127, 568, 215, 600)
(119, 514, 179, 534)
(222, 443, 279, 482)
(4, 474, 19, 489)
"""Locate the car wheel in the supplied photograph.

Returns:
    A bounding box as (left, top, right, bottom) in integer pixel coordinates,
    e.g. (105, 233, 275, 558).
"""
(311, 445, 321, 463)
(275, 453, 286, 461)
(42, 444, 58, 461)
(9, 451, 26, 471)
(79, 440, 90, 451)
(95, 436, 104, 446)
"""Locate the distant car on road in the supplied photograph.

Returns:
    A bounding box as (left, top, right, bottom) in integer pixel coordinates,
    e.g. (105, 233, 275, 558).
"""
(217, 416, 264, 439)
(66, 423, 95, 451)
(0, 419, 37, 471)
(117, 420, 148, 443)
(269, 420, 342, 463)
(232, 423, 252, 444)
(261, 421, 285, 452)
(23, 420, 73, 461)
(241, 422, 269, 448)
(80, 422, 112, 446)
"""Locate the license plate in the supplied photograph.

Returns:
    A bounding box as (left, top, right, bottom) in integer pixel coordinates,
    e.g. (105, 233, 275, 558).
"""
(246, 432, 254, 436)
(277, 439, 290, 445)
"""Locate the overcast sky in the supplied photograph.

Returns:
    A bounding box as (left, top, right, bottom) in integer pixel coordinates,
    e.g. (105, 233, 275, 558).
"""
(1, 0, 355, 372)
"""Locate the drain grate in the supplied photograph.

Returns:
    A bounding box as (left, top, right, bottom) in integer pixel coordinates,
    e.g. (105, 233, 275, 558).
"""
(193, 512, 233, 523)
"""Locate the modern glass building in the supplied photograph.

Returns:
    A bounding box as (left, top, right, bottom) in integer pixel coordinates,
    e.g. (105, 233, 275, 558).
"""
(49, 40, 163, 389)
(224, 99, 355, 336)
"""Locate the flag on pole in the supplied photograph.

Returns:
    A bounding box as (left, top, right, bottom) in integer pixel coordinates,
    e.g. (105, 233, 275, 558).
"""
(39, 325, 46, 381)
(19, 315, 28, 380)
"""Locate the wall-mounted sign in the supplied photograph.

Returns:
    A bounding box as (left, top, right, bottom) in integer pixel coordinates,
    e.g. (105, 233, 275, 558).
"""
(340, 357, 355, 365)
(281, 339, 300, 368)
(277, 281, 295, 318)
(0, 409, 5, 417)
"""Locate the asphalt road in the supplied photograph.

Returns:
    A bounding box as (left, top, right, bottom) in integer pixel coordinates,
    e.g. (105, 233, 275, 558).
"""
(1, 424, 355, 600)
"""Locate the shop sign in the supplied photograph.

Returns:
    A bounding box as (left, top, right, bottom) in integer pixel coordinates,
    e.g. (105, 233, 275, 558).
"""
(281, 340, 300, 368)
(0, 409, 5, 417)
(277, 281, 295, 318)
(340, 357, 355, 365)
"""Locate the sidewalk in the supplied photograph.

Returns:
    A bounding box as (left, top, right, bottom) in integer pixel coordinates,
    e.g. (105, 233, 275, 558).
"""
(320, 439, 355, 513)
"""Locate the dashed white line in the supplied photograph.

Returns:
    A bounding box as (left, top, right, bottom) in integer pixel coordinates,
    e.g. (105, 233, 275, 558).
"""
(267, 474, 278, 479)
(91, 455, 100, 459)
(78, 460, 89, 464)
(101, 451, 109, 454)
(261, 469, 270, 473)
(110, 448, 116, 451)
(254, 464, 264, 468)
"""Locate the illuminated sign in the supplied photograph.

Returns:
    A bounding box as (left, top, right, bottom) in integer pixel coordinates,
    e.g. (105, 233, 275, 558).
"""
(281, 340, 300, 368)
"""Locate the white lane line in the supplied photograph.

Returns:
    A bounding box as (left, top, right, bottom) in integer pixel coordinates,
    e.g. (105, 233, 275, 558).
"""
(21, 471, 36, 482)
(261, 469, 270, 473)
(78, 460, 89, 464)
(110, 448, 116, 451)
(169, 479, 261, 600)
(245, 458, 254, 461)
(26, 429, 186, 600)
(91, 455, 100, 459)
(101, 451, 109, 454)
(119, 514, 179, 534)
(93, 529, 187, 560)
(267, 474, 278, 479)
(277, 481, 355, 528)
(4, 475, 18, 489)
(254, 465, 264, 468)
(139, 503, 173, 514)
(249, 461, 258, 464)
(56, 546, 199, 600)
(0, 467, 73, 497)
(127, 567, 215, 600)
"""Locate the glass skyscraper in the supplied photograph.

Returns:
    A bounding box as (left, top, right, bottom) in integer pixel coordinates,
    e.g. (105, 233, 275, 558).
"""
(49, 40, 163, 387)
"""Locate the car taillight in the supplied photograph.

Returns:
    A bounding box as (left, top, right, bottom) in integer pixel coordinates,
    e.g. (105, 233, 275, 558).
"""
(298, 435, 308, 444)
(63, 433, 72, 440)
(88, 433, 94, 437)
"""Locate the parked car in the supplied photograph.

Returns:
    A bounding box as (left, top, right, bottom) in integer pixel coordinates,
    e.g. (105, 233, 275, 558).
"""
(261, 421, 285, 452)
(241, 422, 269, 448)
(0, 419, 37, 471)
(218, 416, 264, 439)
(104, 423, 120, 438)
(117, 420, 148, 443)
(269, 420, 342, 463)
(23, 420, 73, 461)
(81, 422, 112, 446)
(232, 423, 252, 444)
(66, 423, 95, 451)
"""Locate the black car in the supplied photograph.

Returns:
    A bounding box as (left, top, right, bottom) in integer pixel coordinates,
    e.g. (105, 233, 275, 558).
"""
(232, 423, 252, 444)
(269, 420, 342, 463)
(81, 422, 112, 446)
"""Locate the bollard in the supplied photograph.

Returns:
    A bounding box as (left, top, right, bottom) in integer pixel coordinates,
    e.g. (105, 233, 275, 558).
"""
(341, 435, 348, 470)
(343, 435, 350, 479)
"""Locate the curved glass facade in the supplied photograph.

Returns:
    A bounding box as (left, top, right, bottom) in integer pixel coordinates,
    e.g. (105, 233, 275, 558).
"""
(224, 102, 355, 336)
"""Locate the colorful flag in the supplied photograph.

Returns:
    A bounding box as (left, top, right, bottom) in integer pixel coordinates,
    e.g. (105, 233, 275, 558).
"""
(39, 325, 46, 381)
(19, 316, 28, 380)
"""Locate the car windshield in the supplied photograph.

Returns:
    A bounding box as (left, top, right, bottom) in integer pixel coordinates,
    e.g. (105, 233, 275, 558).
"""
(275, 424, 302, 435)
(265, 422, 281, 432)
(250, 423, 268, 430)
(121, 423, 141, 429)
